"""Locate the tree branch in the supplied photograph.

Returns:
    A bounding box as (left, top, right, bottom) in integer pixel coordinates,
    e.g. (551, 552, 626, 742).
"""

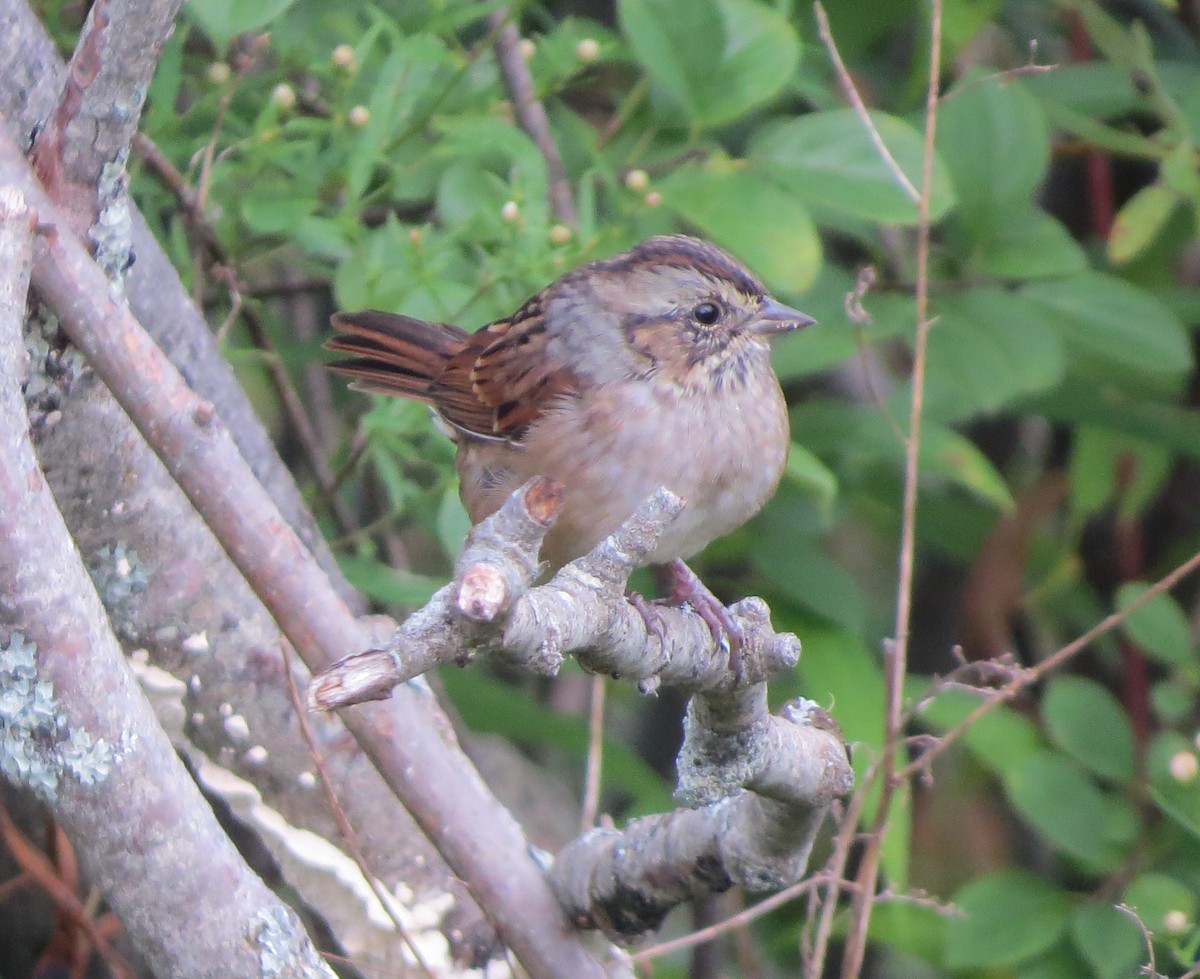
(0, 0, 358, 608)
(0, 185, 332, 978)
(0, 119, 609, 979)
(551, 699, 850, 941)
(489, 9, 578, 227)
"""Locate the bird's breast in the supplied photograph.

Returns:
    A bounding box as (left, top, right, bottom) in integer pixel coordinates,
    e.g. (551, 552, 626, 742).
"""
(500, 368, 790, 568)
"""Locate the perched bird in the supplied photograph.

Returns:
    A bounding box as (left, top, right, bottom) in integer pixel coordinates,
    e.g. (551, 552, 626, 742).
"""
(326, 234, 814, 672)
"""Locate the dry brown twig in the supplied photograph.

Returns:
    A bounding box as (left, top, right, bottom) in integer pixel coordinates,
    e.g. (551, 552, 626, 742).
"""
(489, 7, 578, 227)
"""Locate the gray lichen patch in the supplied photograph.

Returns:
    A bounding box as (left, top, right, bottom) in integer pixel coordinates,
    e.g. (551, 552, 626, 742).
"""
(91, 155, 135, 288)
(0, 633, 114, 800)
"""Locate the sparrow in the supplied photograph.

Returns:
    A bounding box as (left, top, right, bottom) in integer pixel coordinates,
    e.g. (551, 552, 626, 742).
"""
(326, 234, 814, 674)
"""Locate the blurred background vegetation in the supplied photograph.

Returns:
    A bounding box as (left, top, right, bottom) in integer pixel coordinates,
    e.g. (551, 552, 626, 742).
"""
(47, 0, 1200, 973)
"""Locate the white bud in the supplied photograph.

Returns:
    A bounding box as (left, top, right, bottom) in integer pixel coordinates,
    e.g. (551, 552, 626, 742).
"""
(1170, 750, 1199, 783)
(207, 62, 232, 85)
(1165, 909, 1190, 934)
(271, 83, 297, 111)
(331, 44, 356, 71)
(501, 201, 520, 223)
(575, 38, 601, 63)
(348, 105, 370, 128)
(518, 38, 535, 60)
(624, 168, 649, 192)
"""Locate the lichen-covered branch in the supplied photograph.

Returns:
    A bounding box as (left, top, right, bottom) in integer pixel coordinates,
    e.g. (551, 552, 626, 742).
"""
(311, 479, 800, 709)
(0, 121, 608, 979)
(550, 700, 852, 942)
(30, 0, 183, 281)
(0, 0, 356, 607)
(0, 186, 332, 978)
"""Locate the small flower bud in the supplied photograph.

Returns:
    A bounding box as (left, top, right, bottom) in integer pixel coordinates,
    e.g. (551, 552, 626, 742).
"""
(207, 62, 232, 85)
(624, 168, 649, 192)
(1165, 909, 1189, 934)
(575, 38, 601, 63)
(549, 223, 572, 245)
(271, 83, 297, 111)
(518, 38, 536, 60)
(1170, 750, 1199, 783)
(501, 201, 520, 223)
(348, 105, 370, 128)
(331, 44, 356, 71)
(408, 228, 423, 244)
(643, 190, 663, 208)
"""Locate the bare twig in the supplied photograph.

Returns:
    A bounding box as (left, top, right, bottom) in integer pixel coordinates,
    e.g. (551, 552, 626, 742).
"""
(0, 803, 134, 979)
(903, 545, 1200, 780)
(838, 0, 943, 973)
(280, 643, 438, 979)
(489, 9, 578, 227)
(580, 674, 606, 831)
(633, 870, 851, 964)
(814, 2, 919, 204)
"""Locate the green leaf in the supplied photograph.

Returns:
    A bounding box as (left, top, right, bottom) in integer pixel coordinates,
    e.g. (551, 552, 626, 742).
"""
(919, 688, 1043, 778)
(781, 443, 838, 520)
(1123, 873, 1197, 934)
(618, 0, 799, 127)
(1069, 904, 1145, 979)
(436, 486, 471, 559)
(751, 533, 864, 632)
(946, 869, 1071, 969)
(970, 208, 1089, 279)
(658, 161, 821, 293)
(1022, 273, 1192, 376)
(437, 669, 674, 815)
(749, 110, 955, 225)
(924, 289, 1066, 421)
(937, 77, 1050, 235)
(186, 0, 298, 50)
(1109, 184, 1181, 266)
(1117, 582, 1193, 667)
(1043, 676, 1134, 784)
(793, 622, 884, 749)
(337, 555, 444, 607)
(1068, 427, 1171, 521)
(1003, 751, 1137, 870)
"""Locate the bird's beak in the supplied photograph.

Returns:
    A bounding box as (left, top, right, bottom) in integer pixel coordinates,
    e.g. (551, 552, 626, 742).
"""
(750, 297, 817, 335)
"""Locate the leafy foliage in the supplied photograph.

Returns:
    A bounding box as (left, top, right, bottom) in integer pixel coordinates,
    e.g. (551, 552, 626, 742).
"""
(134, 0, 1200, 974)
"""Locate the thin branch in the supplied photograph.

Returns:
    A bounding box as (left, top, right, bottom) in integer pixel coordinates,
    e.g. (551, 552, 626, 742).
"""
(813, 2, 919, 204)
(0, 803, 134, 979)
(633, 869, 851, 964)
(903, 545, 1200, 780)
(489, 9, 578, 227)
(580, 674, 606, 831)
(839, 0, 943, 973)
(280, 643, 438, 979)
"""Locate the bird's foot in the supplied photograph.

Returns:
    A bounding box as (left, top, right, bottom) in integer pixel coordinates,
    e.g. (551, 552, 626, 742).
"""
(625, 560, 744, 680)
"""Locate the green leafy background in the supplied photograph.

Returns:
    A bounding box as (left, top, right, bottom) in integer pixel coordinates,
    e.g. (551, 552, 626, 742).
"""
(121, 0, 1200, 974)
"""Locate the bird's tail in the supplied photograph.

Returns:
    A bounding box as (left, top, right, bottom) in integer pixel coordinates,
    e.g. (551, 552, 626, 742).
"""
(325, 310, 470, 401)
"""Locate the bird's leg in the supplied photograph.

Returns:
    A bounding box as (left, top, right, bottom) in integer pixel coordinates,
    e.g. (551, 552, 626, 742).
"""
(664, 558, 744, 680)
(626, 559, 744, 680)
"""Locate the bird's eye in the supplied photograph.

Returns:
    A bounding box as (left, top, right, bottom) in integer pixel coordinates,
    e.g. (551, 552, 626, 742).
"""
(692, 302, 721, 325)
